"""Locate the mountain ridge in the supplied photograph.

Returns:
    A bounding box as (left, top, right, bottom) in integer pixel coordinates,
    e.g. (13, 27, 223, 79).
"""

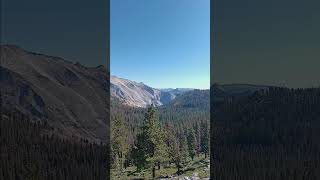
(110, 75, 194, 107)
(1, 45, 108, 143)
(110, 74, 268, 108)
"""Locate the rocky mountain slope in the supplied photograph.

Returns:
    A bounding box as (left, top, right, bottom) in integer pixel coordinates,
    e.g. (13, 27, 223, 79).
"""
(111, 76, 193, 107)
(110, 77, 267, 108)
(0, 45, 108, 143)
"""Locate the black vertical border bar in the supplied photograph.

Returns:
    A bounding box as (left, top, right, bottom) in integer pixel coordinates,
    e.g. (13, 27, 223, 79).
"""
(210, 0, 214, 179)
(0, 0, 3, 116)
(106, 0, 111, 179)
(0, 0, 2, 44)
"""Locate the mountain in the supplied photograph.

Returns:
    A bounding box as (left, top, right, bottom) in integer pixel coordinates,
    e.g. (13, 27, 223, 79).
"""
(110, 76, 193, 107)
(0, 45, 108, 143)
(166, 89, 210, 109)
(212, 83, 268, 103)
(110, 77, 267, 108)
(160, 88, 194, 95)
(160, 84, 266, 109)
(0, 45, 268, 142)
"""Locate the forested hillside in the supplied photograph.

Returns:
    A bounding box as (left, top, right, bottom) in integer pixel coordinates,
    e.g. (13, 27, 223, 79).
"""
(212, 87, 320, 180)
(111, 89, 209, 136)
(110, 89, 210, 179)
(1, 45, 109, 179)
(0, 108, 108, 180)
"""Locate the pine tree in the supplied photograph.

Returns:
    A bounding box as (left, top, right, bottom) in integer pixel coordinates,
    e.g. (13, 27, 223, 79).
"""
(187, 128, 197, 161)
(131, 133, 148, 172)
(111, 116, 129, 173)
(194, 122, 201, 156)
(133, 105, 168, 178)
(175, 130, 189, 175)
(164, 122, 179, 166)
(200, 122, 209, 157)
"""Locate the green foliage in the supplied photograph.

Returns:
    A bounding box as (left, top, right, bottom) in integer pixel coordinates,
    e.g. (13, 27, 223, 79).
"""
(212, 87, 320, 179)
(187, 129, 197, 160)
(175, 129, 190, 173)
(111, 116, 129, 171)
(110, 90, 210, 178)
(200, 122, 209, 156)
(131, 133, 148, 172)
(132, 106, 169, 177)
(164, 122, 179, 164)
(0, 110, 107, 180)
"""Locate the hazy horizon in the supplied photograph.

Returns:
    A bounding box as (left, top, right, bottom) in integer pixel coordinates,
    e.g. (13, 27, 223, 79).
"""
(111, 74, 209, 90)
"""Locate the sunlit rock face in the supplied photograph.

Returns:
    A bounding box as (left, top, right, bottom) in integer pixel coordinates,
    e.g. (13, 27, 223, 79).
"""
(110, 76, 192, 108)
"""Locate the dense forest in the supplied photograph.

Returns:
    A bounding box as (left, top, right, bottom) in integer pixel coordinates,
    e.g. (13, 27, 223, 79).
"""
(110, 90, 210, 179)
(211, 87, 320, 180)
(0, 106, 108, 180)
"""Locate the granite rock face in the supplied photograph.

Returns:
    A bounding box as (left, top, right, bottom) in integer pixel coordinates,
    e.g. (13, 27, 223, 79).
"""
(110, 76, 192, 108)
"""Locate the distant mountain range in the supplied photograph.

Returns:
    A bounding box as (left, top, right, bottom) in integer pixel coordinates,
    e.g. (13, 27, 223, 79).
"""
(111, 75, 268, 108)
(111, 76, 194, 107)
(211, 83, 269, 103)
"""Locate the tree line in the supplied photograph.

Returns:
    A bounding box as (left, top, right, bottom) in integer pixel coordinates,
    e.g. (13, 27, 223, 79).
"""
(211, 87, 320, 180)
(0, 108, 108, 180)
(111, 105, 209, 179)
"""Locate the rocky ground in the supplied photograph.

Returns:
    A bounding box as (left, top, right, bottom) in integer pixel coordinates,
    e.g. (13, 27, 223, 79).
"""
(160, 163, 210, 180)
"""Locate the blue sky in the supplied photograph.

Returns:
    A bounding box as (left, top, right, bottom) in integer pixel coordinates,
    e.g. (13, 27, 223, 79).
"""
(111, 0, 210, 89)
(2, 0, 108, 67)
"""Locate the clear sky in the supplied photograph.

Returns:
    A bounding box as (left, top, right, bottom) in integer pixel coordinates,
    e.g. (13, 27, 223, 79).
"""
(212, 0, 320, 88)
(111, 0, 210, 89)
(2, 0, 108, 67)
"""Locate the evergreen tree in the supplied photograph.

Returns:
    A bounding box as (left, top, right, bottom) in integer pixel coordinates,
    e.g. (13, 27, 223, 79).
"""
(175, 130, 189, 175)
(133, 106, 168, 178)
(200, 122, 209, 157)
(0, 110, 107, 180)
(164, 122, 179, 165)
(111, 116, 129, 172)
(131, 133, 148, 172)
(194, 122, 201, 156)
(187, 128, 197, 160)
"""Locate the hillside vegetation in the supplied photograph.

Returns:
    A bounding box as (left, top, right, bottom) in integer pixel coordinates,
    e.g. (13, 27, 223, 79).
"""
(110, 90, 210, 179)
(212, 87, 320, 180)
